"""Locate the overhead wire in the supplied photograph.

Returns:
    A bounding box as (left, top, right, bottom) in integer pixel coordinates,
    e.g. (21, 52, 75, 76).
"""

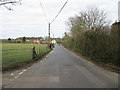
(50, 0, 69, 24)
(38, 0, 69, 24)
(38, 0, 49, 23)
(38, 0, 69, 38)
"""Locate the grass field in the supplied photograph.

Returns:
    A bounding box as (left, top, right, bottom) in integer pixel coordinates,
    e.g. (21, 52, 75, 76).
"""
(1, 43, 50, 70)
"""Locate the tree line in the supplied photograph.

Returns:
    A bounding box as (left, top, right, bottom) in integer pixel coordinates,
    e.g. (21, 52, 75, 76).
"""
(62, 6, 119, 67)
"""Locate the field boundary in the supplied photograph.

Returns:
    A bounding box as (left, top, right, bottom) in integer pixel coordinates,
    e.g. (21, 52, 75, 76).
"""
(2, 44, 53, 71)
(2, 47, 52, 72)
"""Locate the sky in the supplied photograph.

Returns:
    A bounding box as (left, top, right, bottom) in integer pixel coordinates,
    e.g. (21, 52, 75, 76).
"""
(0, 0, 119, 39)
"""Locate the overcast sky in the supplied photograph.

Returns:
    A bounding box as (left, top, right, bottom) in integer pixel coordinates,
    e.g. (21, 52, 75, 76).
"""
(0, 0, 119, 39)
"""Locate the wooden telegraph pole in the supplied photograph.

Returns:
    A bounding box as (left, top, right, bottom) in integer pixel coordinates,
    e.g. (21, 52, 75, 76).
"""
(48, 22, 51, 48)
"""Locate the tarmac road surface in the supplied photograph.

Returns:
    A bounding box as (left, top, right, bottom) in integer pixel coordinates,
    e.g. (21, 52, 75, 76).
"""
(4, 45, 118, 88)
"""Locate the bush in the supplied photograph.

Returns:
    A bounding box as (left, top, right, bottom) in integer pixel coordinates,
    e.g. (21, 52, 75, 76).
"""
(63, 23, 119, 67)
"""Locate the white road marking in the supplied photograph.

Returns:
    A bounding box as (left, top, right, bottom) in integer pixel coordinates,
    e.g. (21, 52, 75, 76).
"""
(28, 67, 31, 69)
(51, 51, 54, 53)
(11, 74, 14, 76)
(15, 76, 19, 79)
(46, 55, 49, 58)
(23, 69, 27, 72)
(19, 72, 23, 75)
(45, 49, 54, 59)
(87, 61, 95, 65)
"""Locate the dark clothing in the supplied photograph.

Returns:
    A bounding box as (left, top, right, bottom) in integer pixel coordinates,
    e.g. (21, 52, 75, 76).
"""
(33, 47, 37, 59)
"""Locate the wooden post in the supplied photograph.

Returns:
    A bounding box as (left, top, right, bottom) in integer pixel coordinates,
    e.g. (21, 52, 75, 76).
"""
(31, 48, 33, 59)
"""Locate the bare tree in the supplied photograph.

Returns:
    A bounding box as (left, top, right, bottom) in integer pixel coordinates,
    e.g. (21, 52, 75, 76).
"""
(66, 5, 111, 38)
(0, 0, 21, 10)
(85, 6, 110, 31)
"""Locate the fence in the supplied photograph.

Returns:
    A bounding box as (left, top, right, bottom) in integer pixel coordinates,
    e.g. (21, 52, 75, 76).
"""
(1, 46, 48, 67)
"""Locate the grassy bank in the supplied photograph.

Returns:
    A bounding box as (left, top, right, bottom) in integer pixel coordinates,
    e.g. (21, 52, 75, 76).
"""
(1, 43, 50, 70)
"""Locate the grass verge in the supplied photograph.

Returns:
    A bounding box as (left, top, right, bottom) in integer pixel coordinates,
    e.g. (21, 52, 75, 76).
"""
(62, 45, 119, 73)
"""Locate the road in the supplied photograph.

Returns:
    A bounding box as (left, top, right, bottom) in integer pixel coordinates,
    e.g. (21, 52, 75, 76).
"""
(4, 45, 118, 88)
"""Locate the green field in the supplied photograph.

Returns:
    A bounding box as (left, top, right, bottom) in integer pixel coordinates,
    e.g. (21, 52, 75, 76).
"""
(1, 43, 50, 69)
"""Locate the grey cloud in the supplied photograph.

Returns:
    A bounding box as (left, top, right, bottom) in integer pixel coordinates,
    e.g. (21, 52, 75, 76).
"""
(1, 0, 118, 39)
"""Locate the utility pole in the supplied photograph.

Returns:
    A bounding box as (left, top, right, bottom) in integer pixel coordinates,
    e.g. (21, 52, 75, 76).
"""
(118, 1, 120, 22)
(53, 34, 54, 39)
(39, 0, 69, 48)
(48, 22, 50, 48)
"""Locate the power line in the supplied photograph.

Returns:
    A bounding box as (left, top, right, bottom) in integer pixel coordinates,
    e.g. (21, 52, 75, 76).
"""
(50, 0, 69, 24)
(38, 0, 49, 22)
(38, 0, 69, 43)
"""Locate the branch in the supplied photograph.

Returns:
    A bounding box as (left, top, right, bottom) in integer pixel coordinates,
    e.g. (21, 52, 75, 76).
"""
(0, 0, 21, 10)
(0, 1, 17, 5)
(4, 4, 13, 10)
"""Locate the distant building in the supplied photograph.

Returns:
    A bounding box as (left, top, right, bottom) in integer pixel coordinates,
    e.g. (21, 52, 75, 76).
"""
(33, 39, 40, 44)
(33, 39, 48, 44)
(40, 41, 47, 44)
(51, 39, 57, 44)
